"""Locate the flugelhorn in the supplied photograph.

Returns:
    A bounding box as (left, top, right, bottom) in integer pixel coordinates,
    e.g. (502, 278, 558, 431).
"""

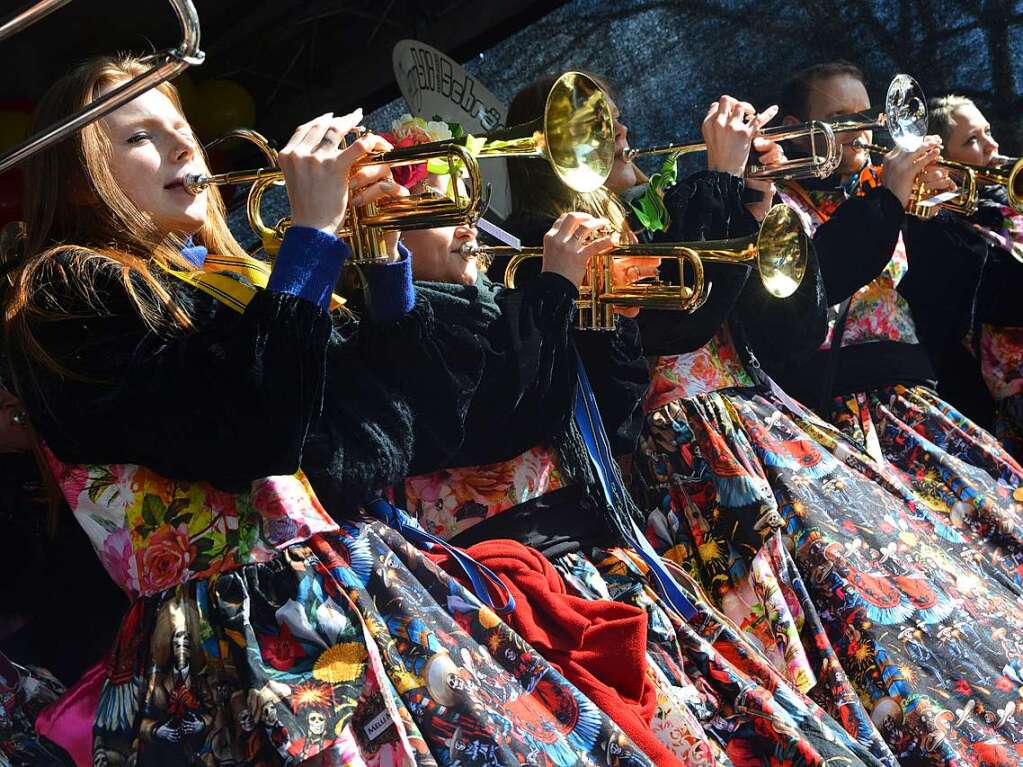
(624, 74, 927, 182)
(186, 71, 615, 264)
(0, 0, 205, 174)
(475, 204, 807, 331)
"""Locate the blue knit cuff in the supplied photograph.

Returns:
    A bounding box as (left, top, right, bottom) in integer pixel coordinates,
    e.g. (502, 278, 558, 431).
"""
(363, 242, 415, 323)
(266, 226, 349, 310)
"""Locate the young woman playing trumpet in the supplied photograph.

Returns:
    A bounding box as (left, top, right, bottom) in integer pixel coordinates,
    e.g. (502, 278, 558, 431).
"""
(901, 95, 1023, 462)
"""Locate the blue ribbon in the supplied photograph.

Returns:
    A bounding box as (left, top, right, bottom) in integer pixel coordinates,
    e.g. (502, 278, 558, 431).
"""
(365, 498, 515, 614)
(572, 351, 698, 621)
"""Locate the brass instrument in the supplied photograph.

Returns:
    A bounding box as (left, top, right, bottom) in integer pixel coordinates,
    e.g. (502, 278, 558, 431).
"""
(480, 204, 807, 331)
(957, 153, 1023, 214)
(624, 74, 927, 182)
(626, 120, 841, 180)
(0, 0, 204, 173)
(186, 71, 615, 263)
(856, 143, 1023, 219)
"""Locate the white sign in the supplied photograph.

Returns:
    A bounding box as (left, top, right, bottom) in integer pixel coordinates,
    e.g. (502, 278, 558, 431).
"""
(392, 40, 511, 218)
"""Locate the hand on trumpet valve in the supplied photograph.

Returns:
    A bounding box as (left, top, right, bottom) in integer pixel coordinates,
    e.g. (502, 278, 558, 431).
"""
(745, 135, 785, 221)
(704, 96, 778, 177)
(351, 165, 408, 261)
(542, 212, 614, 288)
(879, 135, 943, 207)
(279, 108, 394, 235)
(917, 154, 956, 196)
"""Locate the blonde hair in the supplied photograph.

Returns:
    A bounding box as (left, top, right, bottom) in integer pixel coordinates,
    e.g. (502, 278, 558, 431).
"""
(928, 95, 977, 144)
(3, 55, 248, 377)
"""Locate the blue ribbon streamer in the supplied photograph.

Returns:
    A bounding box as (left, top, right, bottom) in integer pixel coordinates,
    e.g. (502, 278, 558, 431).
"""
(365, 498, 515, 614)
(572, 351, 698, 621)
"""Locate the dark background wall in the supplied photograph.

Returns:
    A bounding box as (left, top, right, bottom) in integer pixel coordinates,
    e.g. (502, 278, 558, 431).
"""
(233, 0, 1022, 245)
(368, 0, 1023, 173)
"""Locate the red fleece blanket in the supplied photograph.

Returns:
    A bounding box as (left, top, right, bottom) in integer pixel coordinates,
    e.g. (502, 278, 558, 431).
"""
(430, 539, 684, 767)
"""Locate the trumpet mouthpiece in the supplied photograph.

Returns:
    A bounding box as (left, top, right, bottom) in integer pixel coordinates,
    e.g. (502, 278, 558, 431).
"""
(183, 173, 207, 195)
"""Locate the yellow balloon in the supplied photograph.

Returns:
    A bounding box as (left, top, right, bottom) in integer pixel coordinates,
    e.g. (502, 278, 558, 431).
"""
(192, 79, 256, 140)
(0, 111, 31, 154)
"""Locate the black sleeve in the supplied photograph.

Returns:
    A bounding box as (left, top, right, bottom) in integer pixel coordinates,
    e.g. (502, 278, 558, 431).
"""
(10, 254, 331, 491)
(637, 171, 759, 356)
(573, 316, 649, 457)
(899, 214, 989, 352)
(813, 186, 905, 304)
(974, 245, 1023, 327)
(301, 329, 418, 518)
(439, 272, 580, 469)
(735, 237, 828, 367)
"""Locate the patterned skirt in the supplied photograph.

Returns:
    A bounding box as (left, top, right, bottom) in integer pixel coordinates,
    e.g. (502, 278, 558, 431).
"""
(91, 519, 656, 767)
(552, 549, 892, 767)
(632, 386, 1023, 767)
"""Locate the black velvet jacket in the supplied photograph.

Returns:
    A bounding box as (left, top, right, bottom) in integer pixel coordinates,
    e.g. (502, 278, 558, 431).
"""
(899, 186, 1023, 425)
(766, 180, 936, 410)
(7, 252, 477, 519)
(486, 225, 651, 460)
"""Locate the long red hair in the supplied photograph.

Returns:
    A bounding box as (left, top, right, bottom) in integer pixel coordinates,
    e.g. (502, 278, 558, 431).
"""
(3, 55, 248, 377)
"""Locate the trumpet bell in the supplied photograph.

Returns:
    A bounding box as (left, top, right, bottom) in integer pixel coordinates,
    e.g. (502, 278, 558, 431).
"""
(543, 72, 616, 194)
(757, 204, 807, 298)
(884, 74, 927, 152)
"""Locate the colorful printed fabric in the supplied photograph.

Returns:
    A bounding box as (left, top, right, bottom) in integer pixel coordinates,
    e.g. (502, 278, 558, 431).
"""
(402, 443, 885, 767)
(43, 447, 340, 599)
(970, 200, 1023, 262)
(644, 328, 753, 411)
(0, 656, 72, 767)
(49, 447, 657, 766)
(778, 182, 919, 350)
(632, 382, 1023, 766)
(88, 522, 658, 767)
(555, 549, 889, 767)
(397, 445, 564, 540)
(976, 325, 1023, 403)
(825, 384, 1023, 493)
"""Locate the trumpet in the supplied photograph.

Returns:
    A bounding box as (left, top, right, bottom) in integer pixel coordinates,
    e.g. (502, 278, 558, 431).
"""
(0, 0, 205, 174)
(856, 142, 1023, 219)
(624, 74, 927, 182)
(471, 204, 807, 331)
(186, 71, 615, 264)
(975, 154, 1023, 212)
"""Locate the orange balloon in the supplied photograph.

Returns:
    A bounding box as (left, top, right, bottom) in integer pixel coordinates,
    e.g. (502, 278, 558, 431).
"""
(192, 79, 256, 141)
(0, 111, 31, 154)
